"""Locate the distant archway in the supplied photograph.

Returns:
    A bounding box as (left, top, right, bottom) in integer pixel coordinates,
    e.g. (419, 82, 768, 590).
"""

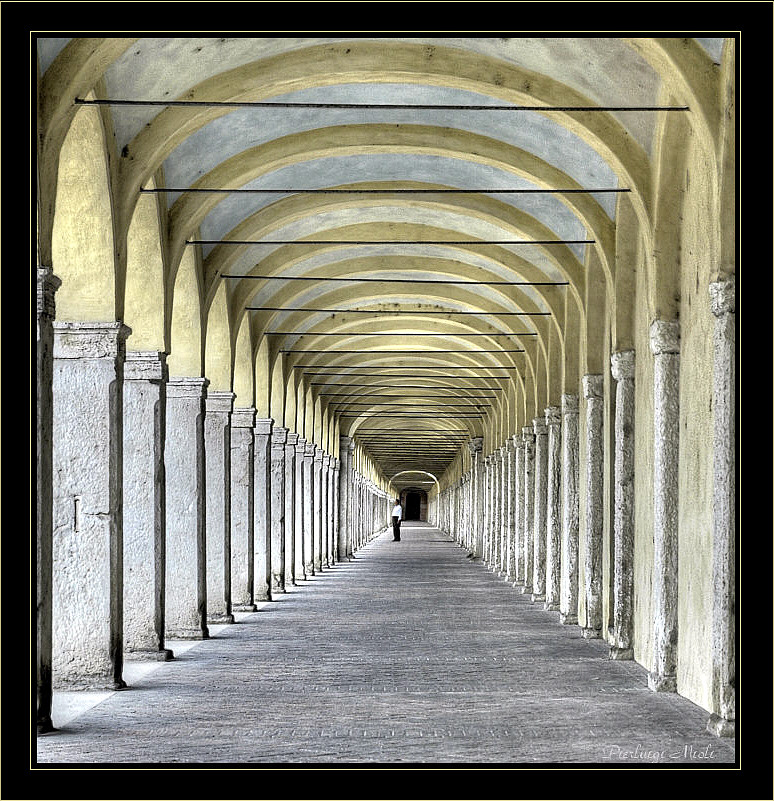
(401, 487, 428, 522)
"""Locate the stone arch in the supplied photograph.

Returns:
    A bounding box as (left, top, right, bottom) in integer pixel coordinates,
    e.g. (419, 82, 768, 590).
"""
(232, 313, 254, 408)
(254, 336, 271, 418)
(203, 279, 233, 391)
(269, 353, 286, 424)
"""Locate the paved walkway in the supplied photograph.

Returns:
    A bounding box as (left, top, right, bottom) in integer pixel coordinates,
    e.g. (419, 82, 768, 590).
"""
(36, 523, 735, 765)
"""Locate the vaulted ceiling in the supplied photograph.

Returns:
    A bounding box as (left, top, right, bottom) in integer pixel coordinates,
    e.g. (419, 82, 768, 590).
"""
(36, 36, 728, 490)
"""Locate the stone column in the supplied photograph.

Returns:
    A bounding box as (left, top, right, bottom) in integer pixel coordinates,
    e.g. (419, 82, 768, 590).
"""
(294, 437, 307, 579)
(505, 439, 517, 582)
(648, 320, 680, 692)
(321, 454, 331, 566)
(484, 455, 493, 564)
(327, 457, 336, 564)
(582, 375, 604, 639)
(52, 322, 131, 690)
(205, 390, 235, 625)
(123, 351, 173, 659)
(303, 442, 315, 574)
(512, 433, 524, 587)
(270, 426, 288, 594)
(253, 418, 273, 601)
(532, 418, 548, 603)
(284, 432, 298, 586)
(231, 408, 256, 611)
(498, 447, 508, 574)
(610, 352, 636, 659)
(468, 438, 483, 557)
(521, 428, 535, 595)
(37, 269, 60, 732)
(165, 376, 209, 639)
(332, 458, 341, 562)
(338, 437, 352, 560)
(707, 277, 735, 737)
(560, 393, 580, 624)
(544, 406, 562, 613)
(313, 447, 324, 571)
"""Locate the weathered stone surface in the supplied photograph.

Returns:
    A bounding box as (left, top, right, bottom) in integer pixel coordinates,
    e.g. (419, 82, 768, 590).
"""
(648, 321, 680, 692)
(582, 375, 604, 639)
(52, 322, 131, 689)
(205, 391, 235, 625)
(521, 428, 534, 595)
(284, 433, 298, 586)
(270, 427, 288, 594)
(253, 418, 273, 602)
(560, 393, 580, 626)
(123, 352, 171, 659)
(37, 268, 61, 732)
(303, 443, 316, 574)
(544, 406, 562, 613)
(708, 278, 735, 736)
(610, 352, 635, 660)
(295, 437, 308, 577)
(165, 377, 209, 641)
(532, 419, 548, 603)
(230, 408, 256, 611)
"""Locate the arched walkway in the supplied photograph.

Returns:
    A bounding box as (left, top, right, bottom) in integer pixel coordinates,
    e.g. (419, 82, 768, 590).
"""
(36, 523, 734, 765)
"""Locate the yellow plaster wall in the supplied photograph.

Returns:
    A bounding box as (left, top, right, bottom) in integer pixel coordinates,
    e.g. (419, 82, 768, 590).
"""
(232, 317, 253, 408)
(204, 283, 233, 391)
(167, 248, 202, 377)
(51, 104, 116, 322)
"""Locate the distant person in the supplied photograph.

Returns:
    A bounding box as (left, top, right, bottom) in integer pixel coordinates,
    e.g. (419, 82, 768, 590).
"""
(391, 499, 403, 541)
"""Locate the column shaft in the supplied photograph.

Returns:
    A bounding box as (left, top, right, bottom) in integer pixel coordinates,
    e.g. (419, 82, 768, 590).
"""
(165, 376, 209, 639)
(253, 419, 273, 601)
(270, 427, 288, 593)
(123, 351, 172, 658)
(313, 448, 324, 571)
(52, 322, 131, 688)
(532, 418, 548, 602)
(521, 428, 534, 594)
(37, 269, 61, 732)
(205, 391, 235, 625)
(512, 434, 525, 586)
(284, 433, 298, 586)
(560, 394, 580, 625)
(231, 408, 256, 611)
(708, 277, 735, 736)
(294, 438, 307, 579)
(610, 353, 636, 658)
(648, 320, 680, 692)
(544, 406, 562, 612)
(582, 375, 604, 638)
(303, 444, 315, 574)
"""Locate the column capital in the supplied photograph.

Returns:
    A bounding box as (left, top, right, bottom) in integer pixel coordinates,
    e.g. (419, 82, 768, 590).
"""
(53, 321, 132, 360)
(649, 319, 680, 355)
(582, 374, 604, 399)
(533, 417, 547, 436)
(167, 375, 209, 399)
(467, 436, 484, 454)
(314, 446, 324, 463)
(611, 350, 636, 382)
(285, 431, 299, 446)
(124, 351, 168, 382)
(339, 435, 352, 447)
(305, 442, 317, 457)
(512, 432, 523, 447)
(561, 393, 579, 414)
(271, 426, 289, 446)
(323, 454, 332, 468)
(205, 390, 236, 414)
(545, 405, 562, 426)
(709, 275, 735, 317)
(231, 406, 257, 428)
(37, 268, 62, 318)
(521, 426, 534, 440)
(254, 417, 274, 436)
(295, 436, 307, 453)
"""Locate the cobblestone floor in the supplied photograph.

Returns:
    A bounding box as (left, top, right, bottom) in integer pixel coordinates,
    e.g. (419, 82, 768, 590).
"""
(36, 523, 736, 766)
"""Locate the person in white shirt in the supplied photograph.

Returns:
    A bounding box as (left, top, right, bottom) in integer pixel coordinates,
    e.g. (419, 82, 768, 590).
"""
(391, 499, 403, 541)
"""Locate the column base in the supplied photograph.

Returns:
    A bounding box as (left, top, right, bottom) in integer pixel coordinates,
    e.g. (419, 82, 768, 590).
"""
(124, 648, 175, 662)
(37, 717, 56, 735)
(233, 603, 258, 612)
(167, 627, 209, 640)
(648, 671, 677, 693)
(706, 713, 735, 738)
(560, 612, 578, 625)
(531, 593, 546, 603)
(544, 601, 560, 612)
(581, 627, 602, 639)
(609, 646, 634, 661)
(207, 613, 235, 625)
